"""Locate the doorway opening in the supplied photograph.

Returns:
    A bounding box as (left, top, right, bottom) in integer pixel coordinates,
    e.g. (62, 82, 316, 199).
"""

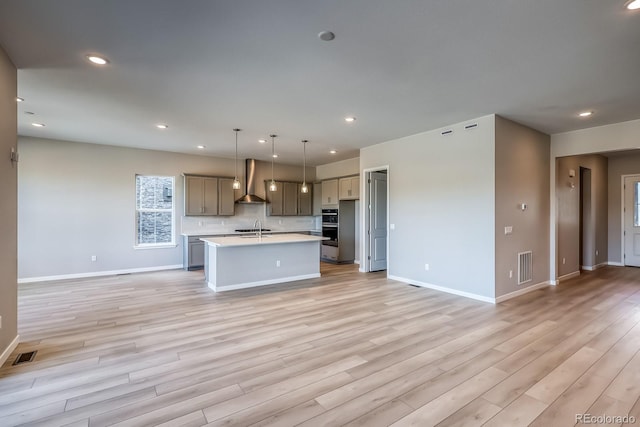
(579, 167, 592, 270)
(363, 167, 388, 272)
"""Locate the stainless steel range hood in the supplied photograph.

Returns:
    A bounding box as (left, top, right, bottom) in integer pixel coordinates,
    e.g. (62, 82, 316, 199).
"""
(236, 159, 266, 204)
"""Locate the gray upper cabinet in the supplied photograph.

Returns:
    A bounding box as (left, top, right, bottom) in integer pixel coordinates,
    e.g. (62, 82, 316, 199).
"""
(313, 182, 322, 216)
(184, 174, 235, 216)
(266, 181, 284, 216)
(218, 178, 236, 216)
(266, 180, 313, 216)
(322, 179, 339, 206)
(298, 184, 312, 216)
(283, 182, 298, 216)
(339, 175, 360, 200)
(185, 175, 218, 215)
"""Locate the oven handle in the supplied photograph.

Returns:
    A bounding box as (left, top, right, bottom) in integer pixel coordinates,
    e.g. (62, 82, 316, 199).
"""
(322, 224, 338, 228)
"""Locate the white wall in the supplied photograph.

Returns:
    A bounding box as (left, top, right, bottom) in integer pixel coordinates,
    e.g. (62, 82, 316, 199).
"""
(360, 115, 496, 299)
(18, 137, 317, 281)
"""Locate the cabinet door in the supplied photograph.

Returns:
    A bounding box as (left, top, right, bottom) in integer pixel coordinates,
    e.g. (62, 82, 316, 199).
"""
(202, 177, 218, 215)
(188, 241, 205, 268)
(313, 182, 322, 216)
(351, 176, 360, 199)
(218, 178, 235, 216)
(298, 184, 312, 216)
(283, 182, 299, 216)
(322, 179, 338, 206)
(339, 176, 360, 200)
(185, 176, 204, 215)
(267, 181, 284, 216)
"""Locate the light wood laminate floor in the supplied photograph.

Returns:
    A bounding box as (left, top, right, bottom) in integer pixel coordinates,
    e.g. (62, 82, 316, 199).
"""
(1, 264, 640, 426)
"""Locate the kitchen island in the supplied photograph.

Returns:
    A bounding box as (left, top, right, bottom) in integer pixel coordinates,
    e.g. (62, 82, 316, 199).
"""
(201, 233, 326, 292)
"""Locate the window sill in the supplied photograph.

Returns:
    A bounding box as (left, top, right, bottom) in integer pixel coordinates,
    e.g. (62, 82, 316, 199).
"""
(133, 244, 177, 250)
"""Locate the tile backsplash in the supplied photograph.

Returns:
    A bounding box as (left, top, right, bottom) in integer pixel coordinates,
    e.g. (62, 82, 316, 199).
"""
(181, 203, 320, 235)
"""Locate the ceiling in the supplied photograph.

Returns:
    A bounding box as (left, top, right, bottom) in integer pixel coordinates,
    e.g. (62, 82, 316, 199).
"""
(0, 0, 639, 166)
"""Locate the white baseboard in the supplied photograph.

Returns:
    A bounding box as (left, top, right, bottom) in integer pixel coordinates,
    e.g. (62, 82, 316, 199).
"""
(0, 335, 20, 367)
(495, 281, 551, 304)
(582, 262, 608, 271)
(18, 265, 184, 284)
(555, 270, 580, 284)
(387, 275, 495, 304)
(608, 261, 624, 267)
(210, 273, 321, 292)
(354, 260, 360, 265)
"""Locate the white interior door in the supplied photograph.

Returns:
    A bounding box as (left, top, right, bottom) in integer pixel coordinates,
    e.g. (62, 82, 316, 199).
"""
(369, 171, 387, 271)
(624, 175, 640, 267)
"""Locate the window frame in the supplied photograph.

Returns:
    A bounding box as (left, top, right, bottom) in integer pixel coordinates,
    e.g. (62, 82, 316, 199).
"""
(134, 174, 176, 249)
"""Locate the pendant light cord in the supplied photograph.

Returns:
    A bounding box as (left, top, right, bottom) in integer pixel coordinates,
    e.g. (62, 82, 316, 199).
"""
(234, 129, 239, 181)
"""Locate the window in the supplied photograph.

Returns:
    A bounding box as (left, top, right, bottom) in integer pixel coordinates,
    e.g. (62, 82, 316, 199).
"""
(135, 175, 175, 247)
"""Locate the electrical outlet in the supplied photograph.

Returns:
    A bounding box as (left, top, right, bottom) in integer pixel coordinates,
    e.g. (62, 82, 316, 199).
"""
(596, 250, 599, 256)
(279, 220, 283, 225)
(198, 221, 203, 226)
(390, 224, 395, 230)
(504, 226, 513, 235)
(91, 255, 97, 262)
(509, 270, 513, 278)
(276, 260, 280, 267)
(562, 258, 566, 265)
(424, 263, 429, 271)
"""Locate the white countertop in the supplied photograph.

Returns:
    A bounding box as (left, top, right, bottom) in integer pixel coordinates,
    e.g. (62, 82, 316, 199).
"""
(182, 229, 320, 237)
(201, 233, 326, 247)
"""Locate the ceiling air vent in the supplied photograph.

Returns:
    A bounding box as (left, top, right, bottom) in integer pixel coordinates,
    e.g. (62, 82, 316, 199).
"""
(464, 123, 478, 130)
(441, 129, 453, 136)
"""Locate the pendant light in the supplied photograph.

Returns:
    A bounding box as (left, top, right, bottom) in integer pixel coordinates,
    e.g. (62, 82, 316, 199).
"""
(232, 128, 241, 190)
(301, 140, 309, 193)
(269, 134, 277, 192)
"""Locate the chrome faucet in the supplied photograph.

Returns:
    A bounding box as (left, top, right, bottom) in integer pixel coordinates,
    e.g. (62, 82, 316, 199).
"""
(253, 219, 262, 238)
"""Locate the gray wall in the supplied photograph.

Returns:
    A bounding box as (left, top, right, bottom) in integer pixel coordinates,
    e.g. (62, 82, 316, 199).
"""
(360, 115, 496, 299)
(18, 137, 315, 280)
(494, 116, 550, 297)
(0, 45, 18, 356)
(607, 151, 640, 263)
(556, 154, 608, 277)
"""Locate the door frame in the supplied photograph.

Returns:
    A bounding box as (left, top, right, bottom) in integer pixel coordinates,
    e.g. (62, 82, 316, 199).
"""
(360, 165, 390, 273)
(621, 174, 640, 266)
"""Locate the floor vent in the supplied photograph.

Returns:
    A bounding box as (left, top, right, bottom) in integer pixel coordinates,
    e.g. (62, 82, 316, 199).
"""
(13, 350, 37, 365)
(518, 251, 533, 285)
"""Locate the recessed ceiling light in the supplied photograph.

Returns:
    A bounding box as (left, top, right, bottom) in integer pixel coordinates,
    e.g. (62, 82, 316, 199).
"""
(345, 117, 356, 123)
(258, 139, 267, 143)
(318, 31, 335, 41)
(272, 154, 279, 158)
(31, 123, 45, 127)
(156, 124, 169, 129)
(329, 150, 337, 154)
(86, 55, 109, 65)
(626, 0, 640, 10)
(16, 97, 24, 102)
(578, 111, 593, 117)
(197, 145, 206, 149)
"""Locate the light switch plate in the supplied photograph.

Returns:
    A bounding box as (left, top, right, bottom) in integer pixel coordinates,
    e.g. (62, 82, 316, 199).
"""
(504, 226, 513, 235)
(390, 224, 395, 230)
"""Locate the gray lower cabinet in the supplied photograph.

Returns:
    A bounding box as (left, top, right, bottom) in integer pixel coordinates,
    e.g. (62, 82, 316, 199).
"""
(183, 236, 206, 270)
